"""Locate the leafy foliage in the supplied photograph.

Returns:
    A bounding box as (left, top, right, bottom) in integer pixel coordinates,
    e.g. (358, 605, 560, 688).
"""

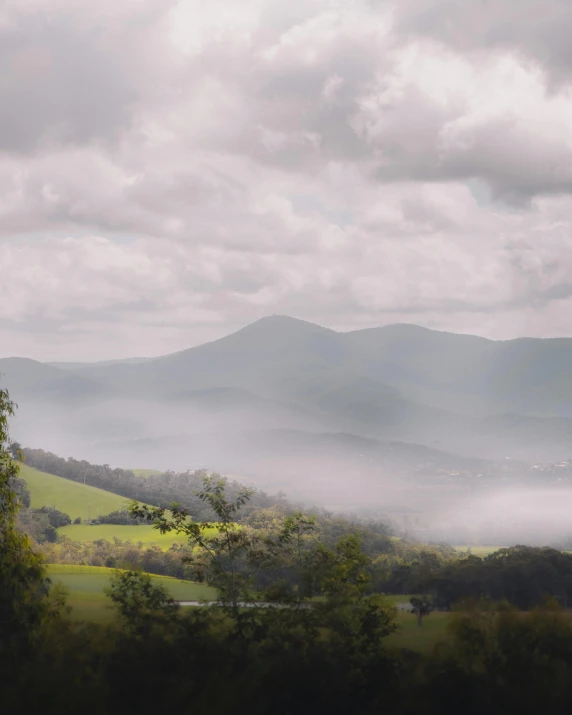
(0, 388, 65, 664)
(410, 595, 434, 626)
(19, 446, 279, 519)
(106, 570, 179, 635)
(425, 546, 572, 609)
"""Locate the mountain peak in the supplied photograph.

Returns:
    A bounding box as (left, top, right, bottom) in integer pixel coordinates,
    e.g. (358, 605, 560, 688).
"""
(236, 315, 334, 335)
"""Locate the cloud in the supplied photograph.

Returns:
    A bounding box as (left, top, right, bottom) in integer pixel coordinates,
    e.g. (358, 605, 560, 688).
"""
(394, 0, 572, 84)
(2, 0, 572, 359)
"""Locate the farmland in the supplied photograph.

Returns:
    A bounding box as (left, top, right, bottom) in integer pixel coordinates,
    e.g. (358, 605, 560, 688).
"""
(388, 610, 452, 652)
(46, 570, 454, 651)
(19, 462, 218, 546)
(47, 564, 216, 623)
(58, 522, 199, 548)
(129, 468, 162, 477)
(20, 463, 131, 521)
(453, 545, 506, 556)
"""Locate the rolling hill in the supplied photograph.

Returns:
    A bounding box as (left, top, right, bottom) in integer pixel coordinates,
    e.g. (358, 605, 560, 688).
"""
(18, 463, 130, 521)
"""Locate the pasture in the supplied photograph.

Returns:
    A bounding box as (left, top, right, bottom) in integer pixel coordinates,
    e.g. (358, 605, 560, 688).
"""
(58, 522, 220, 548)
(129, 468, 162, 477)
(47, 564, 216, 623)
(46, 572, 453, 651)
(388, 610, 452, 652)
(380, 594, 452, 652)
(453, 545, 506, 556)
(19, 463, 131, 521)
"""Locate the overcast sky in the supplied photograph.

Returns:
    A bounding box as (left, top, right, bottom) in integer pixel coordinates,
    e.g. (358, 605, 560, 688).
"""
(3, 0, 572, 360)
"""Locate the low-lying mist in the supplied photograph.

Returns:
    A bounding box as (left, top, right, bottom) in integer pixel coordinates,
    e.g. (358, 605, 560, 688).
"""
(434, 488, 572, 548)
(12, 393, 572, 548)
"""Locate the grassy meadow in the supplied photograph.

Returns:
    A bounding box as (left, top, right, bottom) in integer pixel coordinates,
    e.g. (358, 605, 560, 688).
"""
(388, 610, 451, 652)
(58, 523, 201, 548)
(20, 463, 131, 521)
(128, 468, 162, 477)
(19, 462, 219, 546)
(453, 545, 506, 556)
(47, 564, 217, 623)
(46, 571, 453, 651)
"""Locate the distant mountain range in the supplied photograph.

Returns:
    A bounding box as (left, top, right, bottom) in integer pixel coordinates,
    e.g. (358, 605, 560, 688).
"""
(3, 316, 572, 488)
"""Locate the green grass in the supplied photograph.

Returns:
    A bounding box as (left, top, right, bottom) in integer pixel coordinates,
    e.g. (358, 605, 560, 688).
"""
(129, 468, 161, 478)
(48, 567, 452, 647)
(47, 564, 216, 623)
(59, 523, 190, 548)
(378, 594, 452, 653)
(453, 545, 506, 556)
(382, 594, 413, 607)
(19, 463, 131, 521)
(58, 522, 220, 549)
(387, 611, 452, 653)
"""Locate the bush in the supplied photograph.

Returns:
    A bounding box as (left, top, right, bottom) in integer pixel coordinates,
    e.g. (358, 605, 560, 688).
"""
(9, 476, 31, 508)
(32, 507, 72, 528)
(43, 525, 58, 543)
(95, 509, 146, 525)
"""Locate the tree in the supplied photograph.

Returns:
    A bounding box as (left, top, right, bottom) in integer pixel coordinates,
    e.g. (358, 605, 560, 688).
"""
(8, 441, 21, 460)
(270, 511, 317, 605)
(130, 475, 258, 613)
(314, 533, 372, 598)
(8, 476, 30, 508)
(33, 506, 72, 528)
(410, 595, 434, 626)
(0, 388, 65, 663)
(106, 570, 179, 636)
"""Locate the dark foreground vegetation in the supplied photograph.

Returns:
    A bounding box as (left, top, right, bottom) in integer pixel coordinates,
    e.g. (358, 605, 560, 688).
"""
(6, 394, 572, 713)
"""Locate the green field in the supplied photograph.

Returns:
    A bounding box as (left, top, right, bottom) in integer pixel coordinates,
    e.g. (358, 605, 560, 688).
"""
(453, 545, 506, 556)
(19, 463, 131, 521)
(59, 523, 192, 548)
(58, 522, 220, 548)
(46, 573, 452, 650)
(388, 610, 452, 652)
(47, 564, 216, 623)
(129, 468, 161, 477)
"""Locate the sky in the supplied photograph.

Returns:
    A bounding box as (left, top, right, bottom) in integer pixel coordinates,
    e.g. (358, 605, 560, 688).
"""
(4, 0, 572, 360)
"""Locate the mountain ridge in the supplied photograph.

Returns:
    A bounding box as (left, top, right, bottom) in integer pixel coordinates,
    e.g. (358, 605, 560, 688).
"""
(5, 315, 572, 464)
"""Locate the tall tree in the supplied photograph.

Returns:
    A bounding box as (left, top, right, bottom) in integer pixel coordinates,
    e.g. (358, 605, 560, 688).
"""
(106, 570, 179, 637)
(131, 475, 258, 613)
(0, 388, 64, 664)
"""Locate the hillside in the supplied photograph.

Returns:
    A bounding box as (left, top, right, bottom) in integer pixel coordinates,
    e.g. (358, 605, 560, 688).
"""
(18, 463, 130, 521)
(46, 565, 216, 623)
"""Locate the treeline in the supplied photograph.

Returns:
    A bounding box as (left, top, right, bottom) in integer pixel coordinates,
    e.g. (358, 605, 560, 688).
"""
(16, 445, 293, 520)
(11, 552, 572, 715)
(41, 538, 196, 579)
(423, 545, 572, 610)
(16, 444, 405, 546)
(38, 507, 454, 585)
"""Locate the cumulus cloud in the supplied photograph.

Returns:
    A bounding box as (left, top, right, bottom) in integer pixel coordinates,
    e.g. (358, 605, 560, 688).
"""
(2, 0, 572, 359)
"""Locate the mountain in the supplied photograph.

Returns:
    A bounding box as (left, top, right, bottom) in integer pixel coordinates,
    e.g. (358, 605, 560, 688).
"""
(75, 316, 572, 419)
(0, 357, 110, 404)
(47, 357, 154, 370)
(341, 324, 572, 417)
(5, 315, 572, 465)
